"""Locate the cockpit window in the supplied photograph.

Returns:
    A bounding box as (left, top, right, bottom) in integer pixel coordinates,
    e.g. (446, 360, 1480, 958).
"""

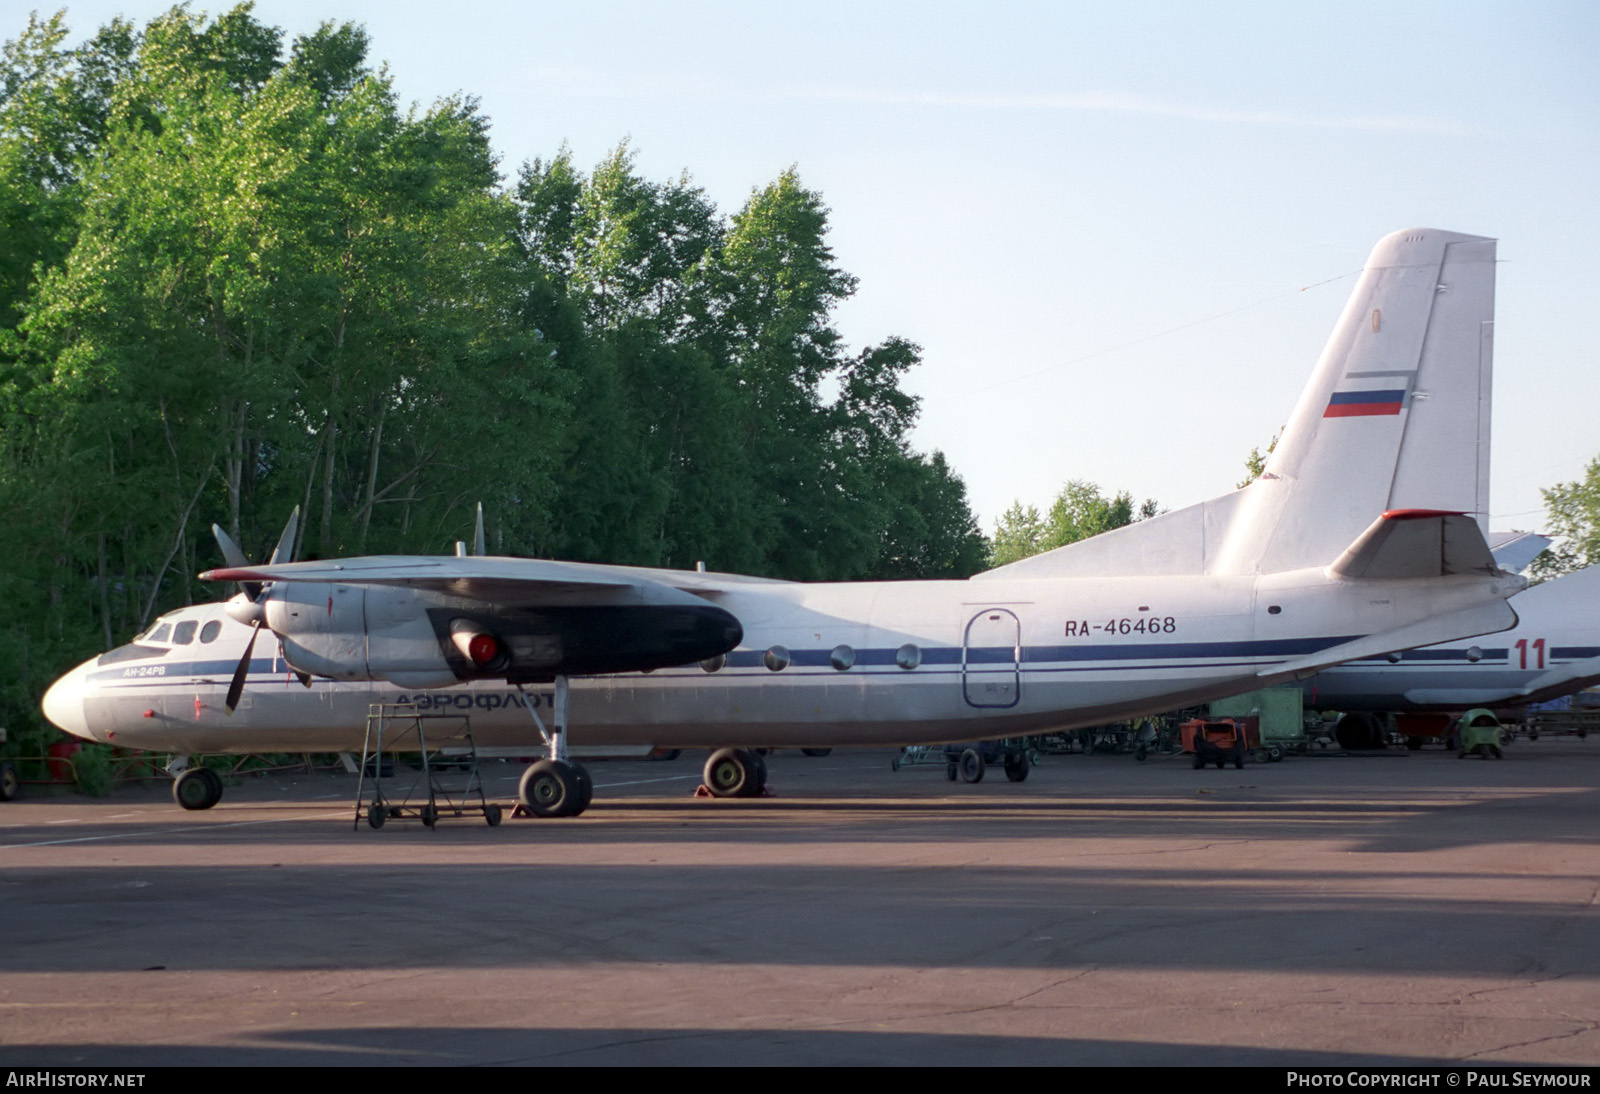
(97, 644, 171, 666)
(200, 621, 222, 643)
(147, 624, 172, 643)
(172, 621, 198, 644)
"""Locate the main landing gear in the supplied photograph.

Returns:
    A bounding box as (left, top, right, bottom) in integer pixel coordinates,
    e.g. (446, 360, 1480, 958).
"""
(513, 675, 594, 818)
(701, 747, 770, 798)
(172, 764, 224, 810)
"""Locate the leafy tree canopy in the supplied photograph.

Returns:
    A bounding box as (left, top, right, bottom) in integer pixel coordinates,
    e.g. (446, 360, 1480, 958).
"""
(1530, 455, 1600, 582)
(989, 480, 1159, 567)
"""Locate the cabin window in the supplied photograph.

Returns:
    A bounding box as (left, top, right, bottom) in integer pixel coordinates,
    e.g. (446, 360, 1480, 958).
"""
(1465, 646, 1483, 663)
(764, 646, 791, 672)
(830, 645, 855, 671)
(172, 621, 197, 644)
(700, 654, 725, 673)
(895, 643, 921, 670)
(200, 621, 222, 643)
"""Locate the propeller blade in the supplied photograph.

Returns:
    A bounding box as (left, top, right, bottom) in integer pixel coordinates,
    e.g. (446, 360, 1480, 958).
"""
(473, 502, 486, 557)
(269, 506, 301, 566)
(225, 621, 260, 715)
(212, 524, 261, 601)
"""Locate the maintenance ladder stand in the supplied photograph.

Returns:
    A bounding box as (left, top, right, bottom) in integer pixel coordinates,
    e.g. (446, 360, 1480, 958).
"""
(355, 702, 503, 829)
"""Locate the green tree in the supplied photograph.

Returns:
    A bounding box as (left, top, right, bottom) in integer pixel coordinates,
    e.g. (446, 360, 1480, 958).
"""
(989, 480, 1159, 567)
(1529, 456, 1600, 582)
(1237, 429, 1282, 489)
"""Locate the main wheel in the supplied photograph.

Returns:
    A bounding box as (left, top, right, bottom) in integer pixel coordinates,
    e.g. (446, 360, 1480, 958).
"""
(519, 759, 586, 817)
(703, 748, 763, 798)
(1335, 712, 1381, 750)
(1003, 751, 1030, 782)
(571, 763, 594, 812)
(959, 747, 985, 783)
(0, 761, 18, 802)
(172, 767, 223, 811)
(801, 748, 832, 758)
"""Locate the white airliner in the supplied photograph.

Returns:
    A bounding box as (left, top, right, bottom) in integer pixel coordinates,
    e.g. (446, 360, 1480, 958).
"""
(1309, 561, 1600, 746)
(42, 228, 1524, 815)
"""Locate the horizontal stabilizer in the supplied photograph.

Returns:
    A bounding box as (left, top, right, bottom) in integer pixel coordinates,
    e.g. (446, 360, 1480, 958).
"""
(1488, 531, 1552, 574)
(1328, 511, 1497, 580)
(1262, 598, 1518, 681)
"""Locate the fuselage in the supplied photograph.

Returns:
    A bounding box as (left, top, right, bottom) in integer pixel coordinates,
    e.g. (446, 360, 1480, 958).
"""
(44, 567, 1515, 754)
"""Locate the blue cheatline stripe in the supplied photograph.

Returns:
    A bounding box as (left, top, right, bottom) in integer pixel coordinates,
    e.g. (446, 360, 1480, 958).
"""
(1553, 646, 1600, 660)
(93, 635, 1372, 686)
(112, 635, 1598, 687)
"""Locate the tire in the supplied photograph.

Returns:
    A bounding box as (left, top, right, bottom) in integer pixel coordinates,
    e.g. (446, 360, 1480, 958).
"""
(945, 762, 958, 781)
(571, 763, 594, 813)
(801, 748, 832, 758)
(1135, 745, 1148, 762)
(420, 804, 438, 828)
(1267, 746, 1285, 762)
(484, 804, 502, 827)
(1336, 713, 1380, 751)
(0, 761, 18, 802)
(649, 748, 681, 762)
(1193, 752, 1206, 769)
(959, 747, 985, 783)
(704, 748, 758, 798)
(172, 767, 223, 811)
(1003, 752, 1029, 782)
(519, 759, 580, 817)
(368, 803, 387, 829)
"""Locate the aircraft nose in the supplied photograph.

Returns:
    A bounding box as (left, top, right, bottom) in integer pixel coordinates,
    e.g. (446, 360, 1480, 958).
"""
(42, 662, 95, 742)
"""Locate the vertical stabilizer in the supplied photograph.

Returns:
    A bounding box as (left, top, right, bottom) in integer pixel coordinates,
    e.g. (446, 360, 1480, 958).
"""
(1215, 228, 1495, 574)
(977, 228, 1497, 582)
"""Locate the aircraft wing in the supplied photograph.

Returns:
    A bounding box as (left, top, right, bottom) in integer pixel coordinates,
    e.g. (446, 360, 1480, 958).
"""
(201, 555, 743, 607)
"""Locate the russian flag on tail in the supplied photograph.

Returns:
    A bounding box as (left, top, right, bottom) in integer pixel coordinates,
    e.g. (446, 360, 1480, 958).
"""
(1324, 389, 1405, 417)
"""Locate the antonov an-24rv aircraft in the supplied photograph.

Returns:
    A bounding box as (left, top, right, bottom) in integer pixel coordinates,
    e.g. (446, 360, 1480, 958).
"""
(43, 228, 1525, 815)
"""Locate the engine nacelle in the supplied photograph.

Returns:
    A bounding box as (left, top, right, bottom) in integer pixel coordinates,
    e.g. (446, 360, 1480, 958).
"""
(260, 579, 744, 687)
(265, 582, 459, 688)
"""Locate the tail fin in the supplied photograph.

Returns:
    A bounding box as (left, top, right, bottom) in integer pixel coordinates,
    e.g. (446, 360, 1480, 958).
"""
(978, 227, 1497, 581)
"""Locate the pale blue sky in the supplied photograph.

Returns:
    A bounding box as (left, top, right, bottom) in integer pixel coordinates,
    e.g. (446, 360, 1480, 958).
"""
(23, 1, 1600, 533)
